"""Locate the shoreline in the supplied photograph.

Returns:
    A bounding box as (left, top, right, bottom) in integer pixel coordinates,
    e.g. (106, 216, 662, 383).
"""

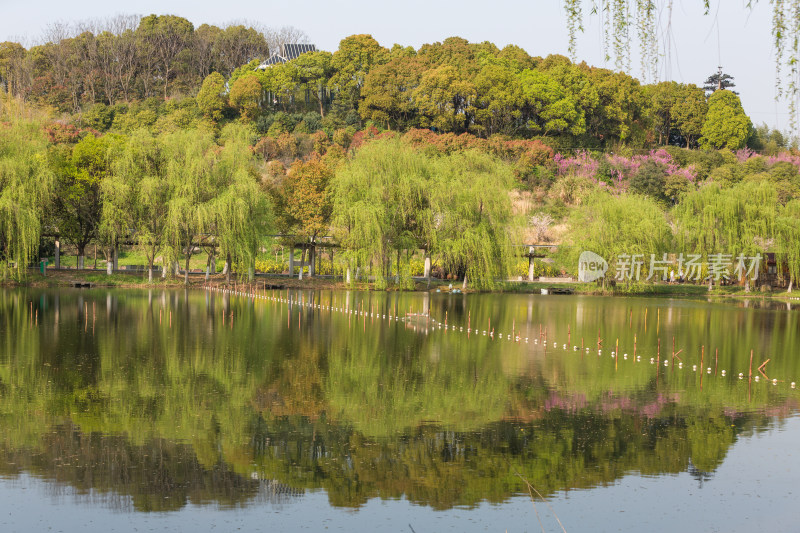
(6, 269, 800, 302)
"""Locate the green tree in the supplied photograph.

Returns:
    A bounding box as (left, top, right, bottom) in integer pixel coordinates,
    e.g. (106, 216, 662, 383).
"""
(106, 129, 169, 281)
(670, 84, 707, 147)
(360, 55, 423, 129)
(518, 69, 585, 136)
(700, 90, 752, 150)
(329, 34, 388, 115)
(560, 191, 672, 284)
(413, 65, 476, 133)
(136, 15, 195, 99)
(430, 150, 516, 289)
(293, 51, 334, 117)
(54, 134, 120, 269)
(0, 121, 54, 279)
(162, 129, 217, 283)
(211, 124, 272, 282)
(196, 72, 228, 122)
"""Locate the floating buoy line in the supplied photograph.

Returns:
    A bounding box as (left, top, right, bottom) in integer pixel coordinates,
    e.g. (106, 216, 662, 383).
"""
(204, 285, 799, 392)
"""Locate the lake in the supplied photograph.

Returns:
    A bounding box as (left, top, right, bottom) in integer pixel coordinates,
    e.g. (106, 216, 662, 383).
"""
(1, 288, 799, 532)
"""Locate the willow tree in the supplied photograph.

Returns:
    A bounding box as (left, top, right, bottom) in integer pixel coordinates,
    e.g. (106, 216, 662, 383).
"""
(210, 124, 271, 284)
(105, 129, 169, 281)
(673, 180, 778, 288)
(430, 150, 517, 290)
(776, 199, 800, 291)
(559, 190, 672, 285)
(0, 121, 54, 279)
(331, 138, 435, 288)
(162, 129, 217, 284)
(674, 180, 777, 256)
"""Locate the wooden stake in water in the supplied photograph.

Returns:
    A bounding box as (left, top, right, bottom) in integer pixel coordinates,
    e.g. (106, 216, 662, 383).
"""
(615, 338, 619, 371)
(700, 345, 705, 390)
(657, 308, 660, 336)
(749, 349, 753, 381)
(634, 334, 637, 360)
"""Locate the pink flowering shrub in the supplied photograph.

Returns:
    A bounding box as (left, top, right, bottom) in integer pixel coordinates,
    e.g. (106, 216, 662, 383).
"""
(555, 148, 697, 190)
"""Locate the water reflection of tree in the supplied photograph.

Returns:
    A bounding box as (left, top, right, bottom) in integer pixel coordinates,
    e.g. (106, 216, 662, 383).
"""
(0, 289, 798, 511)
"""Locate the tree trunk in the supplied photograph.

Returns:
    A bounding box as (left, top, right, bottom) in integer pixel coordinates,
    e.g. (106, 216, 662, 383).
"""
(54, 238, 60, 269)
(462, 273, 468, 290)
(184, 254, 190, 285)
(298, 247, 305, 280)
(424, 252, 431, 287)
(77, 244, 85, 270)
(225, 253, 231, 285)
(528, 254, 535, 281)
(788, 279, 794, 293)
(346, 267, 351, 284)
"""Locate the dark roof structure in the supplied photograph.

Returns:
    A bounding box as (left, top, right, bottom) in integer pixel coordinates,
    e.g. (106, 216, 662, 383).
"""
(258, 44, 317, 68)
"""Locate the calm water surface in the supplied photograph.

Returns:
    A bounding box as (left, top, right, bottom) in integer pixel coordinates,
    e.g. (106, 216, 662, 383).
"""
(1, 288, 799, 532)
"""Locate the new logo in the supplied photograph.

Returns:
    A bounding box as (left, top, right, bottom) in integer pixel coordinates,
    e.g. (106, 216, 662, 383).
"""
(578, 251, 608, 282)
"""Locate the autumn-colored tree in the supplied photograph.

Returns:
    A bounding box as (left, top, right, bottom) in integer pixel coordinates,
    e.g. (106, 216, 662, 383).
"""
(229, 75, 262, 120)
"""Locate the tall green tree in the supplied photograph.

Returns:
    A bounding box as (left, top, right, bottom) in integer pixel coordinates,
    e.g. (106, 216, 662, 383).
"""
(329, 34, 388, 116)
(209, 124, 271, 282)
(196, 72, 228, 122)
(105, 129, 169, 281)
(0, 121, 54, 279)
(430, 150, 516, 289)
(701, 89, 752, 149)
(53, 134, 120, 269)
(162, 129, 217, 283)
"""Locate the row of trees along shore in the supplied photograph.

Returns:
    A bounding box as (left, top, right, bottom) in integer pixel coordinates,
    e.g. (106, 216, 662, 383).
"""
(1, 23, 800, 289)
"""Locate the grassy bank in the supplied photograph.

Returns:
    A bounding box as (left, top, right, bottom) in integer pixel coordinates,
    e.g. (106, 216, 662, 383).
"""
(9, 268, 800, 303)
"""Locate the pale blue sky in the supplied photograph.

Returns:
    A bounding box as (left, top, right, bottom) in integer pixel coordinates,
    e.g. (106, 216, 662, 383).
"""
(0, 0, 787, 130)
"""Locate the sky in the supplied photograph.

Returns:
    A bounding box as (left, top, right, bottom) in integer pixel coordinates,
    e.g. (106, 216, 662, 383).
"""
(0, 0, 789, 131)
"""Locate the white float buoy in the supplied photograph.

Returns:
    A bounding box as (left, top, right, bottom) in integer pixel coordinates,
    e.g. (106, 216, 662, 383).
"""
(739, 373, 744, 379)
(792, 382, 796, 389)
(692, 365, 697, 371)
(773, 378, 778, 385)
(679, 362, 683, 369)
(664, 360, 669, 367)
(721, 370, 726, 376)
(650, 358, 654, 364)
(755, 376, 760, 382)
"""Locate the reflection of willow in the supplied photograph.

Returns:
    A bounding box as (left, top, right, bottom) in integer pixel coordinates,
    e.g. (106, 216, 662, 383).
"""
(322, 300, 510, 437)
(0, 289, 797, 511)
